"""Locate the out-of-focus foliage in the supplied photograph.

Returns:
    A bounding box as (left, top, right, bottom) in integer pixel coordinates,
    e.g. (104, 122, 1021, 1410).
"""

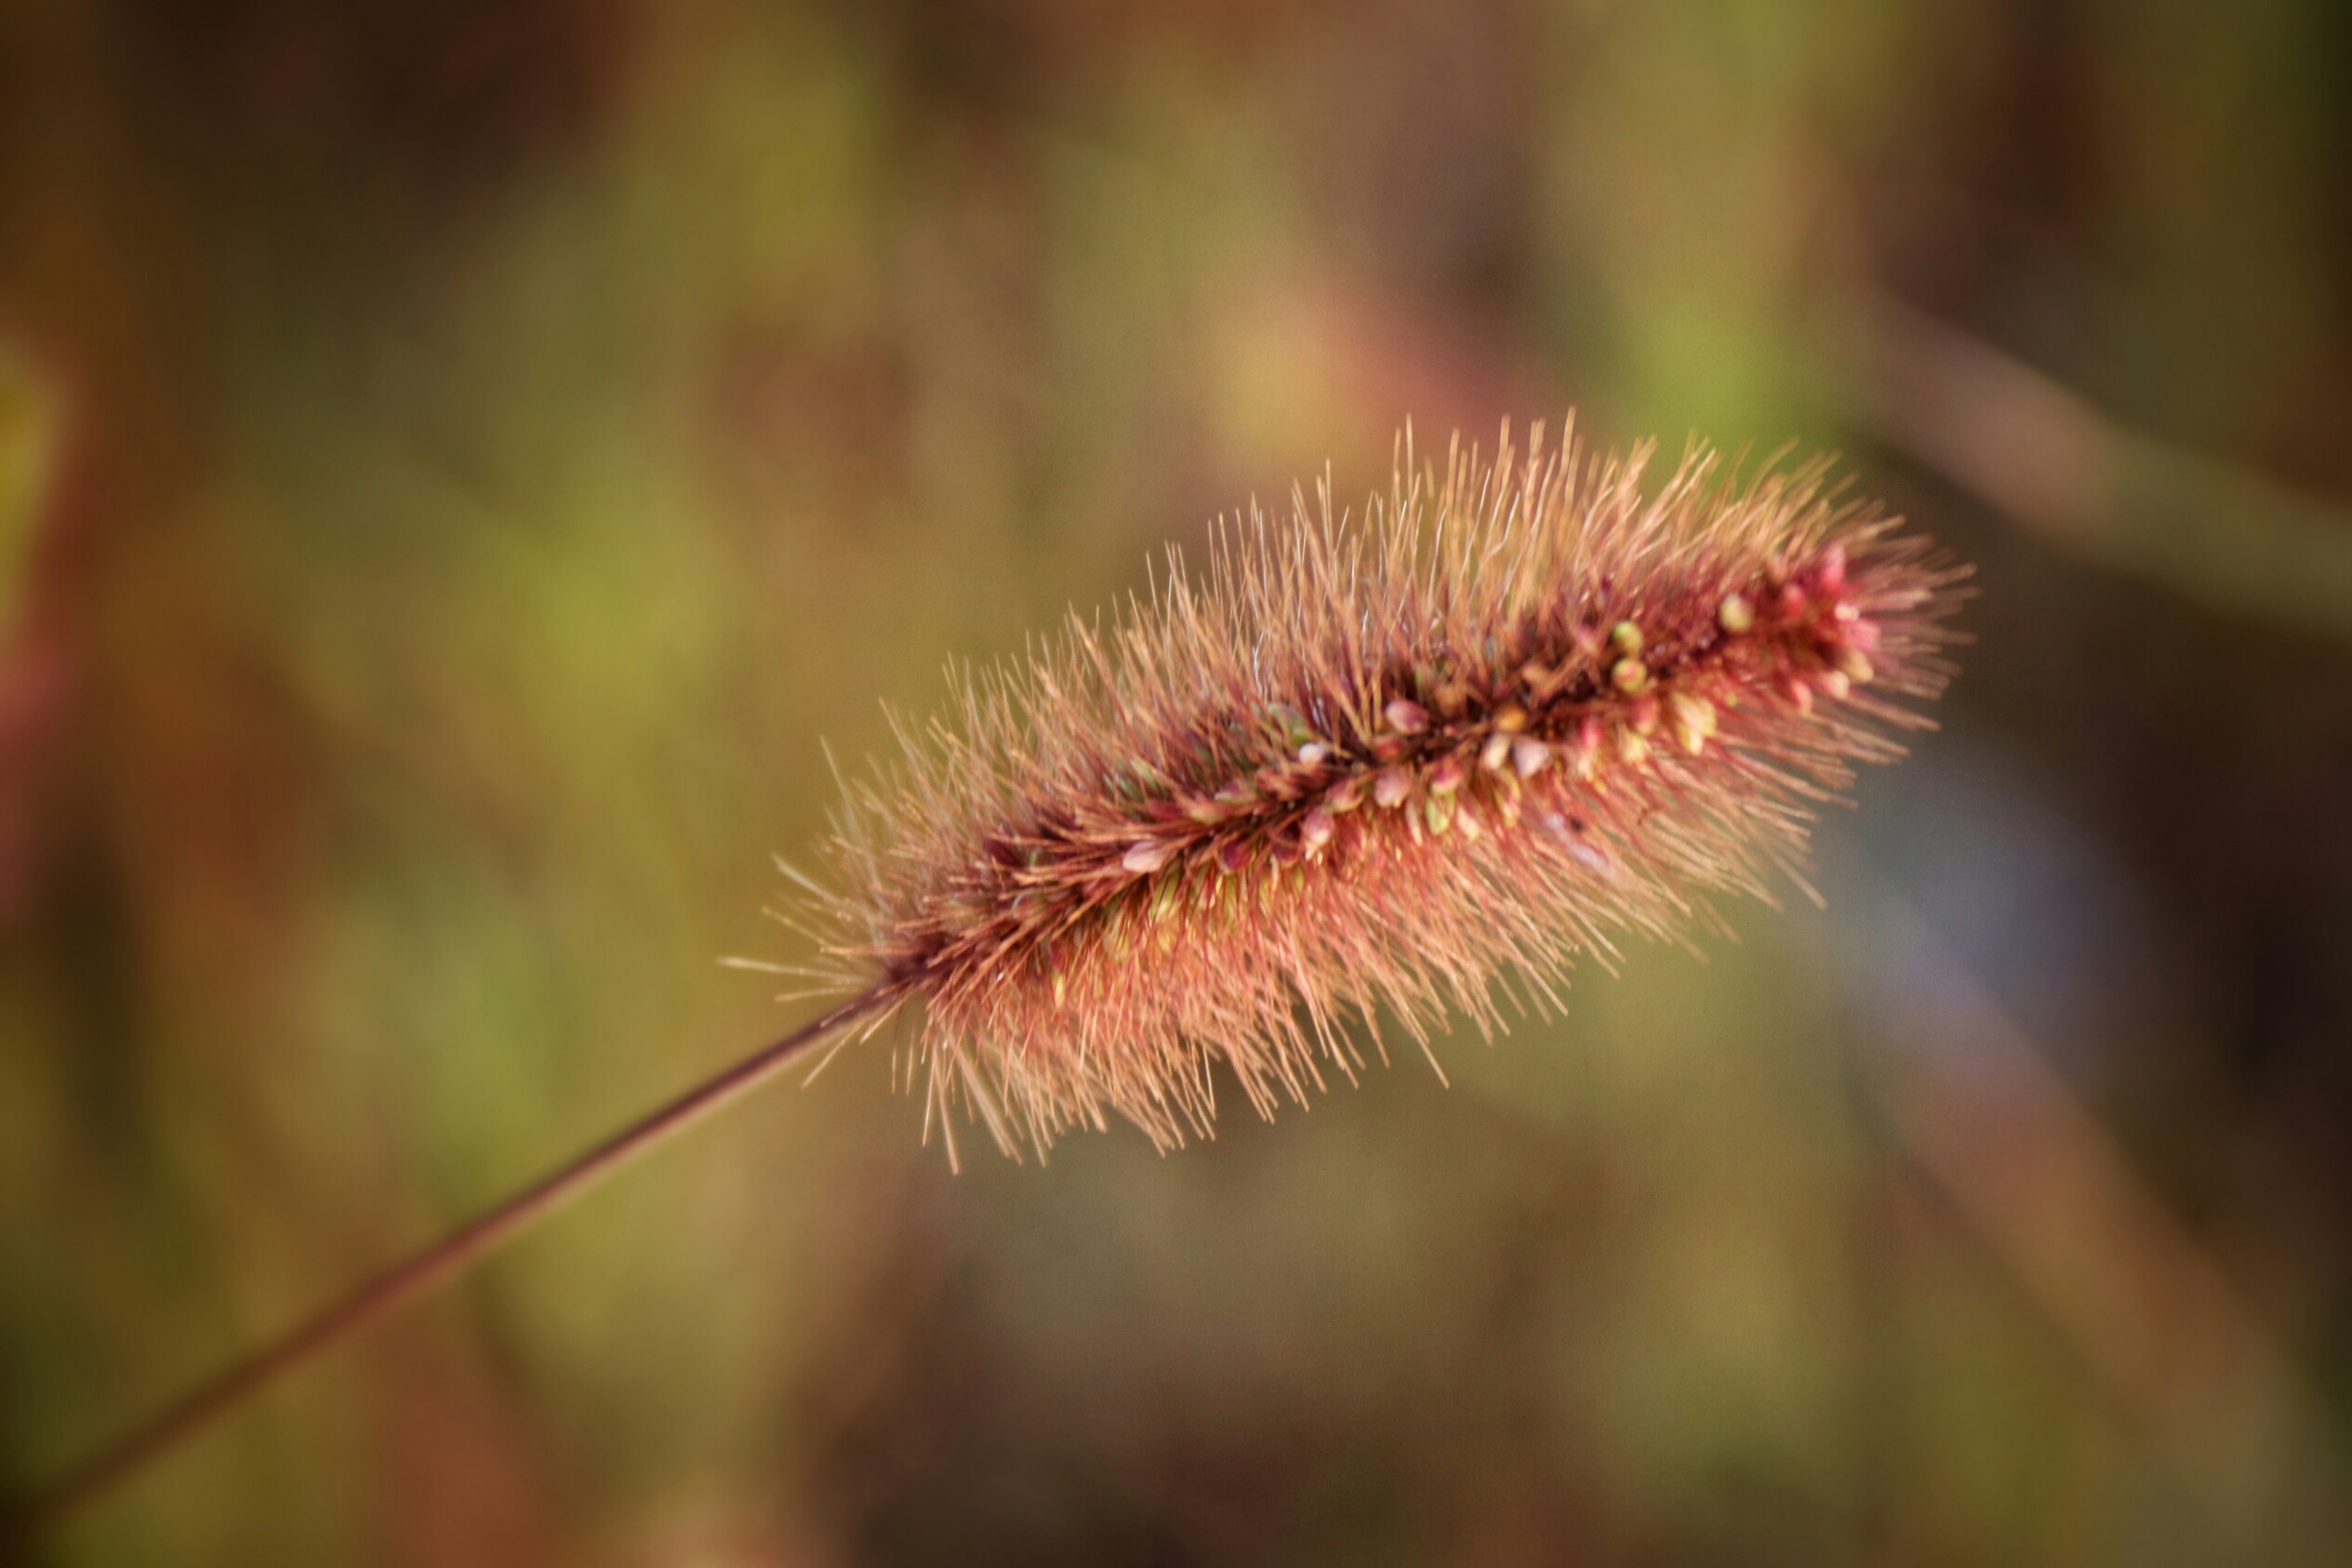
(4, 0, 2350, 1562)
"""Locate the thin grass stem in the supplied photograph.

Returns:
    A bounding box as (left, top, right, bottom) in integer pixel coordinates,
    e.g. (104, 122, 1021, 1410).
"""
(5, 985, 895, 1550)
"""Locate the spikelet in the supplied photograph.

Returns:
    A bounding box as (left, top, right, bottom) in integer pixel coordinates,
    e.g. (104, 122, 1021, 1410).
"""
(805, 422, 1965, 1162)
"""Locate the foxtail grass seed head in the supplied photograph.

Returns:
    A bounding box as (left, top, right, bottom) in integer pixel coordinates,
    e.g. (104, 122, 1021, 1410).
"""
(804, 424, 1966, 1162)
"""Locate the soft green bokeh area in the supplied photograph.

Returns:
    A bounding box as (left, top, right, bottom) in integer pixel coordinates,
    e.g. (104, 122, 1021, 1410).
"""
(5, 1, 2351, 1562)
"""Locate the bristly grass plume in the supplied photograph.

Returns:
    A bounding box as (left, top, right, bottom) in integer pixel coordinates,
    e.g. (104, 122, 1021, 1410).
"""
(803, 422, 1967, 1163)
(7, 419, 1963, 1542)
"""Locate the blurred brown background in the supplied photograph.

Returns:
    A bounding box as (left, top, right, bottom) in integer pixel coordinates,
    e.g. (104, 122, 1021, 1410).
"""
(5, 0, 2352, 1562)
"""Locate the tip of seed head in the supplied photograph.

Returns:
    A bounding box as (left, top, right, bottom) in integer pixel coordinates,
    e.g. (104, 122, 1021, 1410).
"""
(1610, 620, 1643, 656)
(1425, 791, 1456, 833)
(1384, 698, 1429, 734)
(1668, 693, 1717, 755)
(1123, 840, 1177, 875)
(1719, 593, 1754, 633)
(1610, 658, 1648, 693)
(1566, 717, 1603, 779)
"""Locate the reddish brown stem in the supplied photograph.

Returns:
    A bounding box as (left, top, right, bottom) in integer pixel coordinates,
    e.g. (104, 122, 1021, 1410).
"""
(5, 987, 894, 1549)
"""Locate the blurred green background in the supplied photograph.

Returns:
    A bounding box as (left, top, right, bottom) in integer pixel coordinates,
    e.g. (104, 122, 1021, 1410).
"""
(5, 0, 2352, 1561)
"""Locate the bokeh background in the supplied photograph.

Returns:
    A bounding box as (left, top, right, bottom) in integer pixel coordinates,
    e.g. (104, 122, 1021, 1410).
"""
(6, 1, 2352, 1562)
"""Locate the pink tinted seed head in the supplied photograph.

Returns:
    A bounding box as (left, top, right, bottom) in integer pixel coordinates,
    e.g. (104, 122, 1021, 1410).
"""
(806, 423, 1967, 1163)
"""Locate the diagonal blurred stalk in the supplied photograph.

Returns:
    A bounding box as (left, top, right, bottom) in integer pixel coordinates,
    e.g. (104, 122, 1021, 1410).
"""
(3, 986, 896, 1551)
(1853, 290, 2352, 643)
(1827, 863, 2335, 1541)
